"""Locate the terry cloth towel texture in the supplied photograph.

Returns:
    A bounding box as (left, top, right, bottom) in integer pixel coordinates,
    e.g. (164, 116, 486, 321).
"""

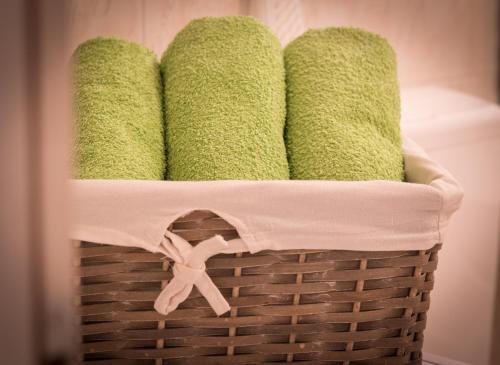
(73, 37, 165, 180)
(161, 16, 289, 180)
(284, 27, 404, 181)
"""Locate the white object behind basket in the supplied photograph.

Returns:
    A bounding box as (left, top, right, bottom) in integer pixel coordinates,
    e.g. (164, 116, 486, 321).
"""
(402, 86, 500, 365)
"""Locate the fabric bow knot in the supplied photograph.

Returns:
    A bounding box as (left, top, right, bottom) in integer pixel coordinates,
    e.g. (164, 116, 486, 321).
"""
(154, 230, 248, 316)
(172, 262, 206, 284)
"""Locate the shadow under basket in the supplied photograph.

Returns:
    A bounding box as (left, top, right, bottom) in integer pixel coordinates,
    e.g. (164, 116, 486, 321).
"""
(75, 210, 440, 365)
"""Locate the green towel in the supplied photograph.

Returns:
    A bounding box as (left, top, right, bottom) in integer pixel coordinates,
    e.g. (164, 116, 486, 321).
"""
(73, 37, 165, 180)
(284, 28, 404, 181)
(161, 16, 289, 180)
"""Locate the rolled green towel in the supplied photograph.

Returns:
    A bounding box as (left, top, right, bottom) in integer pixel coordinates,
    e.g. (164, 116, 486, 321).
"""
(161, 16, 289, 180)
(73, 37, 165, 180)
(284, 28, 404, 181)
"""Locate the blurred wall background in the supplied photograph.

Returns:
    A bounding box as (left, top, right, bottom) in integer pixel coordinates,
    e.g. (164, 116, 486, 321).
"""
(0, 1, 72, 364)
(67, 0, 498, 101)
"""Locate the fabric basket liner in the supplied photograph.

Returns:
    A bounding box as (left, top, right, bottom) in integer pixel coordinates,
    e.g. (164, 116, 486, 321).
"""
(70, 136, 463, 315)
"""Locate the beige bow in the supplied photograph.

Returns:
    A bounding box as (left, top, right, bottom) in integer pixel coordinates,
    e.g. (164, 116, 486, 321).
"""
(154, 230, 248, 316)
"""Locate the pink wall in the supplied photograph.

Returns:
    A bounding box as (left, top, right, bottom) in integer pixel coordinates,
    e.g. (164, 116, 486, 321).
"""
(67, 0, 498, 101)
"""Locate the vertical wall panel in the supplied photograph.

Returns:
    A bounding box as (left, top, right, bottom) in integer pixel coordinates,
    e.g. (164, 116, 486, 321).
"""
(0, 1, 35, 364)
(246, 0, 305, 46)
(37, 0, 74, 361)
(1, 0, 73, 363)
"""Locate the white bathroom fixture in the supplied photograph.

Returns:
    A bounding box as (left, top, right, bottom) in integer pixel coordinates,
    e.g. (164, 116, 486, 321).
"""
(401, 86, 500, 365)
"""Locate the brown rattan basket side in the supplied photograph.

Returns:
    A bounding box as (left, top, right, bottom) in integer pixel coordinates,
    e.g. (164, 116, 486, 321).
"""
(75, 210, 440, 364)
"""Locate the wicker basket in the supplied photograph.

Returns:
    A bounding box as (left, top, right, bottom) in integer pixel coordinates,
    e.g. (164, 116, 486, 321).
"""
(76, 210, 440, 364)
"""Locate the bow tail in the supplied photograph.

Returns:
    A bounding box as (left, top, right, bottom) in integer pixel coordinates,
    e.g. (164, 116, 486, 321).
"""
(195, 272, 231, 316)
(154, 277, 193, 315)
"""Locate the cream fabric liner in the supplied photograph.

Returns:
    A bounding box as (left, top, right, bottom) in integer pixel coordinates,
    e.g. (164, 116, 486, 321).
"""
(70, 137, 463, 315)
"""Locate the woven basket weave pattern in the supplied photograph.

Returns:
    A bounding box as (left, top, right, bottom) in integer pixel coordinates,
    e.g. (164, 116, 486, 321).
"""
(76, 210, 440, 364)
